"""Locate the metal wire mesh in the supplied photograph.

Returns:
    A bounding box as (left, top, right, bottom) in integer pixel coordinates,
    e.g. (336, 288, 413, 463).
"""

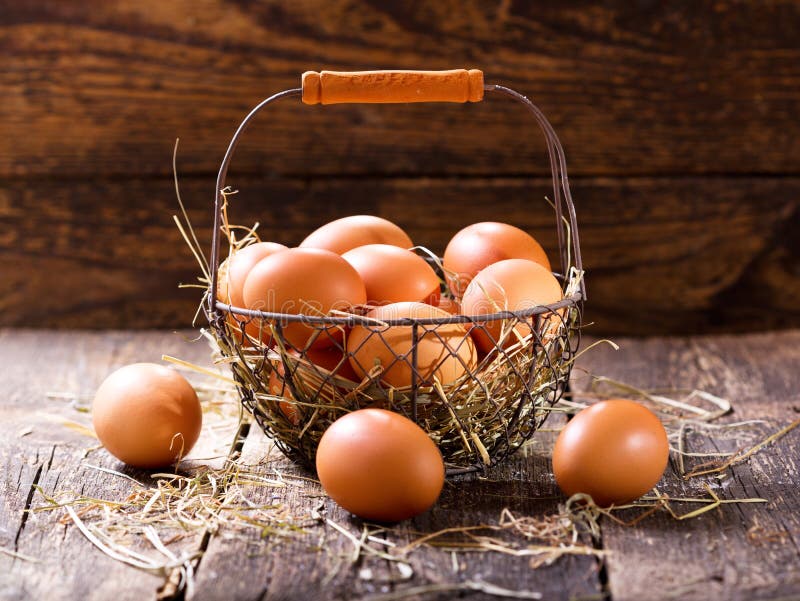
(205, 81, 585, 475)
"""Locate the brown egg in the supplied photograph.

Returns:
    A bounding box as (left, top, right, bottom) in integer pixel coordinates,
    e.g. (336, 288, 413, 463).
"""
(347, 302, 477, 388)
(315, 408, 445, 522)
(225, 314, 273, 348)
(216, 257, 232, 305)
(270, 347, 360, 395)
(460, 259, 563, 354)
(342, 244, 440, 306)
(279, 400, 300, 426)
(435, 296, 461, 314)
(303, 345, 361, 383)
(443, 222, 551, 297)
(242, 248, 367, 349)
(92, 363, 202, 468)
(216, 242, 288, 345)
(300, 215, 413, 255)
(552, 400, 669, 507)
(217, 241, 288, 307)
(268, 346, 360, 426)
(265, 361, 300, 425)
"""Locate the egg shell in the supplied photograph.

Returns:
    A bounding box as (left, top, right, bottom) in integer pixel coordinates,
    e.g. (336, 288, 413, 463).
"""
(242, 247, 367, 349)
(92, 363, 202, 469)
(443, 222, 551, 297)
(347, 302, 477, 389)
(300, 215, 413, 255)
(217, 241, 289, 307)
(315, 408, 445, 522)
(552, 399, 669, 507)
(265, 362, 300, 426)
(342, 244, 440, 306)
(460, 259, 563, 354)
(217, 242, 288, 346)
(302, 345, 361, 383)
(279, 400, 300, 425)
(225, 314, 274, 348)
(216, 257, 232, 305)
(268, 346, 361, 425)
(435, 296, 461, 314)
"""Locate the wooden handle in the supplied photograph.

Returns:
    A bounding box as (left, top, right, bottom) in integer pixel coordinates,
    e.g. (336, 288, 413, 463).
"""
(302, 69, 484, 105)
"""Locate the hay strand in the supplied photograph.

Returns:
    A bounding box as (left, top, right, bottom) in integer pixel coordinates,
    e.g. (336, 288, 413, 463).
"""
(682, 419, 800, 479)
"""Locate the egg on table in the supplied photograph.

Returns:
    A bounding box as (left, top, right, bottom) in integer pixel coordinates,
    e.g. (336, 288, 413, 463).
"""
(315, 408, 445, 522)
(92, 363, 203, 469)
(347, 302, 477, 389)
(443, 221, 551, 297)
(242, 247, 367, 349)
(552, 399, 670, 507)
(300, 215, 413, 255)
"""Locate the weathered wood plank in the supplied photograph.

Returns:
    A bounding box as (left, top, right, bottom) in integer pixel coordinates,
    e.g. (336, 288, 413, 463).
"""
(0, 329, 601, 600)
(0, 330, 211, 601)
(380, 434, 603, 601)
(574, 331, 800, 601)
(1, 176, 797, 335)
(192, 427, 602, 601)
(2, 329, 800, 600)
(2, 1, 800, 178)
(189, 427, 415, 601)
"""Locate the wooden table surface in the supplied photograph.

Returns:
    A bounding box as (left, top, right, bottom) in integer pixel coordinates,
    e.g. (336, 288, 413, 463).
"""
(1, 328, 799, 601)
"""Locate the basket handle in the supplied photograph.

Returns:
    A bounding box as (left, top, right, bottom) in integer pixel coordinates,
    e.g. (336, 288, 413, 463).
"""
(301, 69, 484, 105)
(208, 76, 586, 317)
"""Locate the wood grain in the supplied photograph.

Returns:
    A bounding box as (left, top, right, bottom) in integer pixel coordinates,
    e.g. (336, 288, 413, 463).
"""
(0, 330, 211, 600)
(191, 429, 602, 601)
(1, 1, 800, 178)
(574, 331, 800, 601)
(1, 176, 797, 335)
(0, 329, 600, 601)
(2, 329, 799, 599)
(3, 0, 799, 334)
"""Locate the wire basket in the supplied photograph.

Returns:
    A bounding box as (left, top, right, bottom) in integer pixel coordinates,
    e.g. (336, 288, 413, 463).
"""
(205, 70, 585, 475)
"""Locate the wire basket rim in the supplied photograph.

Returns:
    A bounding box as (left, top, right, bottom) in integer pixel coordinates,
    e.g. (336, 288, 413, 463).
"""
(216, 289, 582, 327)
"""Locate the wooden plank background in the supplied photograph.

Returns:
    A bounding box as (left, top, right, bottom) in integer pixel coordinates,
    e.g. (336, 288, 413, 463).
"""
(1, 0, 799, 335)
